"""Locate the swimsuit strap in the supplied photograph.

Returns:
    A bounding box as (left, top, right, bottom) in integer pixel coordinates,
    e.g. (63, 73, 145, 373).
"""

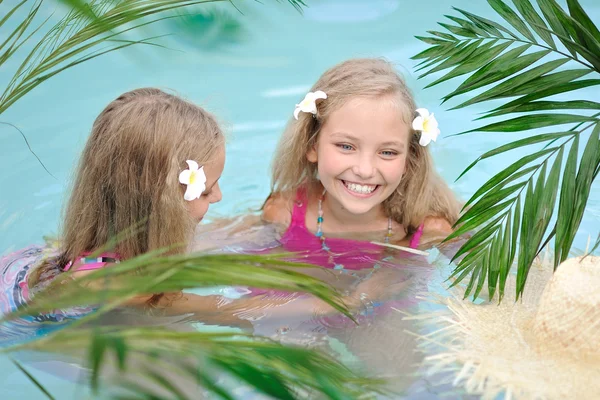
(409, 223, 425, 249)
(63, 252, 120, 272)
(289, 187, 309, 227)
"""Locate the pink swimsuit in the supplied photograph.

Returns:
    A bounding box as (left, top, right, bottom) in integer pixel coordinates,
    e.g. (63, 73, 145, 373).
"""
(278, 188, 424, 270)
(249, 189, 427, 332)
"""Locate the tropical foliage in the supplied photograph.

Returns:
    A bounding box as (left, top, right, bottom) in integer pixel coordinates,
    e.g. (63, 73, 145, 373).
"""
(413, 0, 600, 301)
(10, 328, 379, 400)
(0, 0, 305, 172)
(2, 250, 379, 399)
(0, 1, 377, 399)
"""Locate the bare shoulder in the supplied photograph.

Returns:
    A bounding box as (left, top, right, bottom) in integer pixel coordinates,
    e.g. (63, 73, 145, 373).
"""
(261, 192, 294, 226)
(422, 216, 453, 235)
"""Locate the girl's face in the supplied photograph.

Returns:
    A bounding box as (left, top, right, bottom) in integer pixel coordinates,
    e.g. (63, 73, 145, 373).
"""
(307, 95, 410, 217)
(186, 146, 225, 222)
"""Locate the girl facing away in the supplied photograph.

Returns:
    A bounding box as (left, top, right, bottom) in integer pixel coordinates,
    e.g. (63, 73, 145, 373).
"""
(1, 88, 399, 332)
(262, 58, 461, 265)
(22, 87, 226, 313)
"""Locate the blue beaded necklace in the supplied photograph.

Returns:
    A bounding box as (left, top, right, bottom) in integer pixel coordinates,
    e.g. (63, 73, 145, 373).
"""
(315, 191, 393, 250)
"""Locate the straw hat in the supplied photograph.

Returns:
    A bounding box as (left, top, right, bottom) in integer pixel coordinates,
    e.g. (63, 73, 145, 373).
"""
(406, 255, 600, 400)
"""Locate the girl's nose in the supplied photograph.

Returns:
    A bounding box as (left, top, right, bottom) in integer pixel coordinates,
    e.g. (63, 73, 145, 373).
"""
(351, 154, 376, 180)
(210, 183, 222, 204)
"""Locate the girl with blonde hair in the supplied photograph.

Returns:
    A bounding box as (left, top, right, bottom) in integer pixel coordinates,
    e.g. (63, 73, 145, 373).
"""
(25, 87, 226, 308)
(263, 58, 460, 268)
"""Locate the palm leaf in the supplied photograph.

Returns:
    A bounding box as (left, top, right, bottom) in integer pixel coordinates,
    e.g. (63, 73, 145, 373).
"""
(512, 0, 555, 47)
(1, 0, 204, 114)
(555, 124, 600, 267)
(0, 250, 381, 399)
(424, 41, 512, 87)
(482, 100, 600, 119)
(415, 0, 600, 300)
(2, 251, 352, 322)
(489, 0, 536, 42)
(11, 358, 56, 400)
(587, 232, 600, 256)
(452, 58, 569, 109)
(0, 0, 305, 175)
(488, 78, 600, 115)
(4, 327, 382, 399)
(566, 0, 600, 43)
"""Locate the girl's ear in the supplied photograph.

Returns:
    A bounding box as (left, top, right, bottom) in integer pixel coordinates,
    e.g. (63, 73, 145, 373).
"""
(306, 144, 318, 163)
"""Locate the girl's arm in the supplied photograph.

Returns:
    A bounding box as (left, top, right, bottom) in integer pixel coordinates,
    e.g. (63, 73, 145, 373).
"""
(420, 216, 472, 261)
(261, 192, 294, 226)
(131, 267, 410, 327)
(191, 214, 274, 252)
(423, 216, 453, 235)
(142, 291, 339, 327)
(415, 216, 454, 248)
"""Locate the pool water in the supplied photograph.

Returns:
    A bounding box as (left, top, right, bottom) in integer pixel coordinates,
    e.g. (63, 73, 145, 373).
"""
(0, 0, 599, 398)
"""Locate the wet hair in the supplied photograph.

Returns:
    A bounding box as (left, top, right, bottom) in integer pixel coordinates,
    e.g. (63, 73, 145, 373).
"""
(270, 58, 460, 232)
(29, 88, 224, 290)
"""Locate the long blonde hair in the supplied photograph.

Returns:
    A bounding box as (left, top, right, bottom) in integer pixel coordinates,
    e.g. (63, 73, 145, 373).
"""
(30, 88, 224, 288)
(270, 58, 460, 232)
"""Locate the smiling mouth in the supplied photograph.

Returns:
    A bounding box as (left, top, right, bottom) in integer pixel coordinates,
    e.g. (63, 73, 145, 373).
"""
(341, 180, 379, 196)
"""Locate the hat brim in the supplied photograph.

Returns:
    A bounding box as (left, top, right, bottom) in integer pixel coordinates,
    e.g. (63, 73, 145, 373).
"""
(404, 259, 600, 400)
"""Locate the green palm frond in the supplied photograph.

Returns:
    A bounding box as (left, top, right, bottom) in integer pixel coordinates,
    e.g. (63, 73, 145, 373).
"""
(413, 0, 600, 301)
(11, 359, 56, 400)
(2, 250, 380, 398)
(0, 0, 306, 172)
(3, 250, 351, 322)
(56, 0, 310, 16)
(0, 0, 209, 115)
(583, 232, 600, 261)
(6, 327, 382, 399)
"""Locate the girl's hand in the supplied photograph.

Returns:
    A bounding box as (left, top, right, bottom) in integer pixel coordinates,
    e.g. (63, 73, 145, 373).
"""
(347, 268, 411, 307)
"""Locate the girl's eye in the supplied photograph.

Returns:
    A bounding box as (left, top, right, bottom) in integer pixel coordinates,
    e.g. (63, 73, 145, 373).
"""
(380, 150, 398, 157)
(336, 143, 354, 151)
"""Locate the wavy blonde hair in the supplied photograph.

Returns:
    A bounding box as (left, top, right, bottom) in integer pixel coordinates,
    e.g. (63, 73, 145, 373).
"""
(270, 58, 460, 232)
(30, 88, 224, 289)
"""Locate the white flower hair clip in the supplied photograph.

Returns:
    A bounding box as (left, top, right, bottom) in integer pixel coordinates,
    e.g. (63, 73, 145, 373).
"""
(179, 160, 206, 201)
(412, 108, 440, 147)
(294, 90, 327, 120)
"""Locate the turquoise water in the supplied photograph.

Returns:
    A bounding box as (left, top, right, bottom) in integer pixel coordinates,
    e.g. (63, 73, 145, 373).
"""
(1, 0, 599, 253)
(1, 0, 599, 398)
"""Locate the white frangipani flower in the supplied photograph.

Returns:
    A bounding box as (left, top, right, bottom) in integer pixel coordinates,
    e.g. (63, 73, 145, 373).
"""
(178, 160, 206, 201)
(412, 108, 440, 147)
(294, 90, 327, 120)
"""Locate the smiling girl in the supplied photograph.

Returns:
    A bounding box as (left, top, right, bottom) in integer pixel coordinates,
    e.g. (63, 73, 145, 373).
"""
(262, 58, 460, 266)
